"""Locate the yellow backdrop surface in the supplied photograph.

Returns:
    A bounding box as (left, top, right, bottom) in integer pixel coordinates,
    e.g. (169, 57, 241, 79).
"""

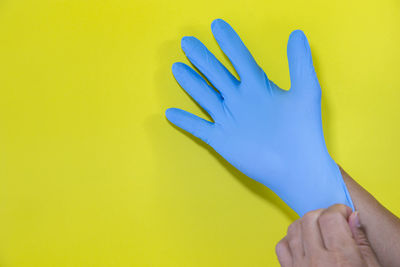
(0, 0, 399, 266)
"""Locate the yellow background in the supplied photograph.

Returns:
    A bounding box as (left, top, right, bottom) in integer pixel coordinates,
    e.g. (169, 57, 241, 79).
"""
(0, 0, 399, 266)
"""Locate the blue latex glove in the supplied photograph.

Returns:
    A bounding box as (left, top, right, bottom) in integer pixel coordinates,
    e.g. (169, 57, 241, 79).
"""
(165, 19, 354, 216)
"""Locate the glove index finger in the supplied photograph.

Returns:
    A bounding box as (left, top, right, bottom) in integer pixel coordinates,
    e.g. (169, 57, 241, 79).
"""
(211, 19, 262, 83)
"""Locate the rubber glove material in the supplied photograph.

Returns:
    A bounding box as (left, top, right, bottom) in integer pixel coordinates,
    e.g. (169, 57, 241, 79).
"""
(165, 19, 354, 216)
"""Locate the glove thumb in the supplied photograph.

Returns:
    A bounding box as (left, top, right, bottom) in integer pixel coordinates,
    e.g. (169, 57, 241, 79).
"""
(286, 30, 319, 97)
(348, 211, 381, 266)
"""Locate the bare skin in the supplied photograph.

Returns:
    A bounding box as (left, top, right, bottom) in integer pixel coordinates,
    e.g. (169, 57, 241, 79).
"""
(340, 166, 400, 267)
(276, 168, 400, 267)
(276, 204, 381, 267)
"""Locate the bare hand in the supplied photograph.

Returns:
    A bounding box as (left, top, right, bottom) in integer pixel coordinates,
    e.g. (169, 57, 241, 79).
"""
(275, 204, 381, 267)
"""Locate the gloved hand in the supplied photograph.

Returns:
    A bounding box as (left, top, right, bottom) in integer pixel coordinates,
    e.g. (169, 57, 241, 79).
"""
(165, 18, 353, 216)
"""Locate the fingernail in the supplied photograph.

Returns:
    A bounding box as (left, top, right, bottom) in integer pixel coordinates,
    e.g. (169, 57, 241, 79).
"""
(354, 211, 361, 228)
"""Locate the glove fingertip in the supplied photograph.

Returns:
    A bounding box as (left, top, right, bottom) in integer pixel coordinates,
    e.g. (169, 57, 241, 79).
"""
(171, 62, 184, 76)
(211, 18, 226, 31)
(165, 108, 179, 122)
(211, 18, 234, 38)
(289, 29, 306, 40)
(287, 29, 308, 55)
(181, 36, 197, 53)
